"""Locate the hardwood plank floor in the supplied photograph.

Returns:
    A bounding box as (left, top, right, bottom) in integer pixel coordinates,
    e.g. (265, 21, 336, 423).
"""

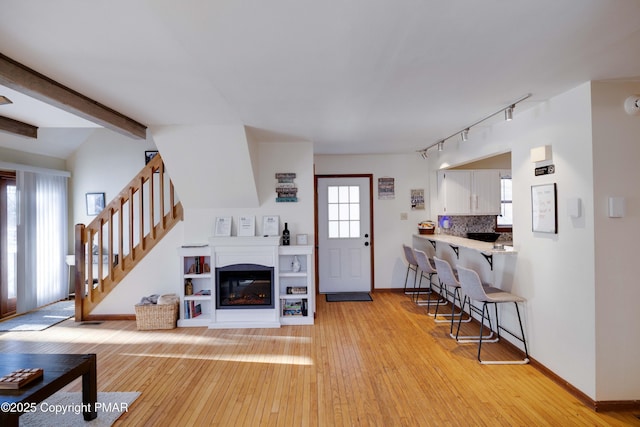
(1, 292, 638, 426)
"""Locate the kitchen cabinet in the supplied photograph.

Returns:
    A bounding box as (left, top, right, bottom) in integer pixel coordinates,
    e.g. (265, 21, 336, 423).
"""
(437, 170, 501, 215)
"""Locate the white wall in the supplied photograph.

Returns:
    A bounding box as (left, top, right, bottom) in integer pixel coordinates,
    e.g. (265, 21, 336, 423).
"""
(427, 81, 640, 402)
(180, 140, 315, 243)
(66, 128, 158, 230)
(591, 81, 640, 400)
(314, 154, 429, 290)
(0, 145, 67, 171)
(151, 124, 260, 208)
(70, 128, 315, 314)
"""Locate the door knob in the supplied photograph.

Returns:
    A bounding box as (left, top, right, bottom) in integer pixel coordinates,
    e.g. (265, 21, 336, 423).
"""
(364, 242, 369, 246)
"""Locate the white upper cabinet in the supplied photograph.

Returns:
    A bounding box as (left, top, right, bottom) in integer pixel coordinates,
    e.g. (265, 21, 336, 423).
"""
(437, 170, 501, 215)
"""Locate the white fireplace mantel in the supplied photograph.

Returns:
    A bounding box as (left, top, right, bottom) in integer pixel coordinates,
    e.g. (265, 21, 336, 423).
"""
(209, 236, 281, 247)
(208, 236, 282, 329)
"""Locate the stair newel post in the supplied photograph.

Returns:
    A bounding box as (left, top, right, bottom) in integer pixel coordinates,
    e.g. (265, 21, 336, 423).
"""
(74, 223, 87, 321)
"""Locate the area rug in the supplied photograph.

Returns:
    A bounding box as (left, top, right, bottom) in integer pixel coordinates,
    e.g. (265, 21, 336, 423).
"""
(326, 292, 373, 302)
(0, 300, 74, 332)
(19, 391, 140, 427)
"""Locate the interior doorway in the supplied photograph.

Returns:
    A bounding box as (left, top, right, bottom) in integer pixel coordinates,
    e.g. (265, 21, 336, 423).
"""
(315, 175, 374, 293)
(0, 171, 17, 318)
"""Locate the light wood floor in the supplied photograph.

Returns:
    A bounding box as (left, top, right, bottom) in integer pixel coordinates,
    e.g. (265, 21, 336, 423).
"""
(1, 292, 638, 426)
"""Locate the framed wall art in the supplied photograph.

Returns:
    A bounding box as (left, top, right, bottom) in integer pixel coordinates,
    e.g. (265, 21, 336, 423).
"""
(531, 183, 557, 233)
(214, 216, 232, 237)
(86, 192, 105, 216)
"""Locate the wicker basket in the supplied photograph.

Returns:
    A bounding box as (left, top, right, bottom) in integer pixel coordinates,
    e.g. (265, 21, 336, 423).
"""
(135, 302, 178, 330)
(418, 227, 435, 235)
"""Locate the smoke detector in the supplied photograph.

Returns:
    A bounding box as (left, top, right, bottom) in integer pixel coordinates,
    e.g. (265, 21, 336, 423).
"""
(624, 95, 640, 115)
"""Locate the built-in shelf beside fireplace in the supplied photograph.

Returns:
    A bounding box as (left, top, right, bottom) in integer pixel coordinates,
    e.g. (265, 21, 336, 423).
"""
(177, 236, 315, 329)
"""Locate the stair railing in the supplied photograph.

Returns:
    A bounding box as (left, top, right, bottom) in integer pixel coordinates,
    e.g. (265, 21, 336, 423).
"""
(74, 153, 183, 321)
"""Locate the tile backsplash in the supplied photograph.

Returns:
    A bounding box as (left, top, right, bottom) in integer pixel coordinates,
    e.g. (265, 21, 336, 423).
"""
(437, 215, 512, 242)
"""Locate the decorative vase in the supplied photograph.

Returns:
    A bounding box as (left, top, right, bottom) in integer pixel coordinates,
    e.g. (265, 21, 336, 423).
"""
(292, 256, 301, 273)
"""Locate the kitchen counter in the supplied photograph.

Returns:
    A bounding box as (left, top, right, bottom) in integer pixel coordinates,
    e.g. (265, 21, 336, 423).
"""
(413, 233, 517, 255)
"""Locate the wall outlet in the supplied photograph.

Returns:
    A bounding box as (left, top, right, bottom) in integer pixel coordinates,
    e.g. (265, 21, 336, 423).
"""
(400, 212, 408, 220)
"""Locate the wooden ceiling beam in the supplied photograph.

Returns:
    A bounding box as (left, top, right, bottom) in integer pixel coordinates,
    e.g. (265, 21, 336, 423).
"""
(0, 115, 37, 139)
(0, 53, 146, 140)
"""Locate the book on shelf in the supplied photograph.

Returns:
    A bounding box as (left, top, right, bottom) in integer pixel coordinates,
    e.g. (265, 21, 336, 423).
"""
(286, 286, 307, 294)
(184, 300, 204, 319)
(281, 298, 307, 317)
(194, 289, 211, 296)
(187, 256, 210, 274)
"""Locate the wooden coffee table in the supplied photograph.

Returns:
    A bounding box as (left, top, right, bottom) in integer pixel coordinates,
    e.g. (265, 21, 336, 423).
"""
(0, 353, 97, 426)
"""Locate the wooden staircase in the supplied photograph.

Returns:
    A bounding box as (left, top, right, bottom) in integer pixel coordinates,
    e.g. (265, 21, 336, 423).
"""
(73, 153, 183, 321)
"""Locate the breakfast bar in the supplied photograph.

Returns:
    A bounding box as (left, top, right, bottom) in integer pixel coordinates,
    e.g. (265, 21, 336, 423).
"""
(412, 233, 518, 291)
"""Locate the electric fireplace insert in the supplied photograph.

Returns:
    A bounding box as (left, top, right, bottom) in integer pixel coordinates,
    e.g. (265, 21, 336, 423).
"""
(216, 263, 274, 309)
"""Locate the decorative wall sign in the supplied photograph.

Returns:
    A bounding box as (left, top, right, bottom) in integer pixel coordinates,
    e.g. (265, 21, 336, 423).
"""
(531, 183, 557, 233)
(411, 189, 425, 210)
(276, 173, 298, 202)
(378, 177, 395, 199)
(535, 164, 555, 176)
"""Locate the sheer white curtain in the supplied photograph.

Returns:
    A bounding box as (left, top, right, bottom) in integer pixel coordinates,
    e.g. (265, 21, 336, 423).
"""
(16, 171, 68, 313)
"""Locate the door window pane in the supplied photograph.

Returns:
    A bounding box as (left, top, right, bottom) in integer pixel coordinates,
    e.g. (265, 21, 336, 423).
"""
(327, 185, 361, 238)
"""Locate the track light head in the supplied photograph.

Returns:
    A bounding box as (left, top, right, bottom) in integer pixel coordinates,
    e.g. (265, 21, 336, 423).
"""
(418, 149, 428, 159)
(505, 105, 514, 121)
(461, 128, 469, 141)
(437, 141, 444, 152)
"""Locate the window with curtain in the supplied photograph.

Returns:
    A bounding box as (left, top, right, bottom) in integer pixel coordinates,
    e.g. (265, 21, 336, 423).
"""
(16, 171, 68, 312)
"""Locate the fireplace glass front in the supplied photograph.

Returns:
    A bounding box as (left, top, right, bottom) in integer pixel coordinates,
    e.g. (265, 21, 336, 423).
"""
(216, 263, 274, 309)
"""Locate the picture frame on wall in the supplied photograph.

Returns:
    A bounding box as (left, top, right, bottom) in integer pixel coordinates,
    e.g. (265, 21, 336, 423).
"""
(86, 192, 105, 216)
(145, 150, 158, 165)
(531, 183, 557, 233)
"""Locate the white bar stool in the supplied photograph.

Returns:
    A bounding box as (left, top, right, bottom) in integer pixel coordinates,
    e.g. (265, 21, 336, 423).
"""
(456, 265, 529, 365)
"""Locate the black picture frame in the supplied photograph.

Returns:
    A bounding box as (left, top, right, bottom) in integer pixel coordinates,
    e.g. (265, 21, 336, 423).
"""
(86, 192, 105, 216)
(145, 150, 158, 165)
(531, 183, 557, 233)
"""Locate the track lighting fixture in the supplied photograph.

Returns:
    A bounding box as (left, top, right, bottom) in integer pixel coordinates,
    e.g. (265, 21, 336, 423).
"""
(505, 105, 514, 121)
(416, 94, 530, 158)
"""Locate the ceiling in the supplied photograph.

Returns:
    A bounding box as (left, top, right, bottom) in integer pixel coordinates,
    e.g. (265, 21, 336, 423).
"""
(1, 0, 640, 159)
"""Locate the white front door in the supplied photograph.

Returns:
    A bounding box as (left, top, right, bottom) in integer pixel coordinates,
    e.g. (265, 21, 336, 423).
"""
(317, 176, 372, 293)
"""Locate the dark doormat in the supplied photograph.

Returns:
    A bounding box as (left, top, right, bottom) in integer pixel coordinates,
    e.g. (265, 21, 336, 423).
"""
(325, 292, 373, 302)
